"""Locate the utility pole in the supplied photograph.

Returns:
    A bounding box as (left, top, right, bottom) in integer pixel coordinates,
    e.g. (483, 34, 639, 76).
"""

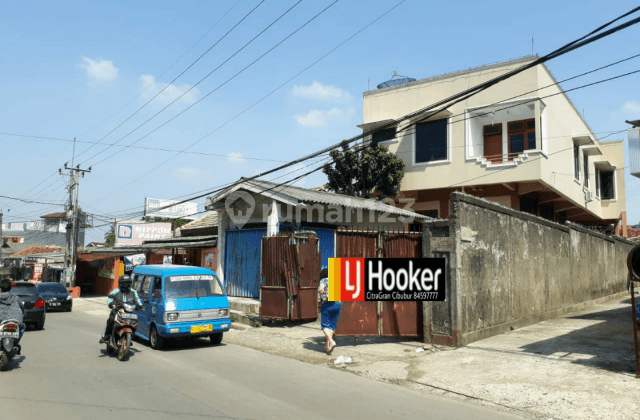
(60, 161, 91, 287)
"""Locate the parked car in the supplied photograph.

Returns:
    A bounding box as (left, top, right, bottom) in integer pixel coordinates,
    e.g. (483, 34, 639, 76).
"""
(131, 265, 231, 349)
(11, 281, 45, 330)
(36, 282, 72, 312)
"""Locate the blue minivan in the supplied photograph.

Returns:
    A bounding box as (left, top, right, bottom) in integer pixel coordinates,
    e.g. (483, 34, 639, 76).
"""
(130, 265, 231, 349)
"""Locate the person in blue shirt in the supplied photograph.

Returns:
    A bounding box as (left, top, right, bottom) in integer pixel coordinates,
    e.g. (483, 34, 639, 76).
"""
(99, 275, 142, 344)
(318, 268, 341, 354)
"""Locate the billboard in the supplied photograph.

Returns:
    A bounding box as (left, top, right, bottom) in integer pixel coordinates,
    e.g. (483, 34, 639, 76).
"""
(115, 220, 172, 247)
(144, 198, 198, 220)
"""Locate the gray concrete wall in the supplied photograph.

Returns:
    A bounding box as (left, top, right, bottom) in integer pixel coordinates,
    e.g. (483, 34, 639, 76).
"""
(423, 192, 635, 347)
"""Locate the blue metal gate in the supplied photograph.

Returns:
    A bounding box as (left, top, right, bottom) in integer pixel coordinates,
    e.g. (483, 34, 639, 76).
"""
(224, 228, 266, 297)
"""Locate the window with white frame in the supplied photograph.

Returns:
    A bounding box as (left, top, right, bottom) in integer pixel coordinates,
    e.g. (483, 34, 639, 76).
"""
(583, 154, 589, 189)
(415, 118, 448, 164)
(573, 145, 580, 181)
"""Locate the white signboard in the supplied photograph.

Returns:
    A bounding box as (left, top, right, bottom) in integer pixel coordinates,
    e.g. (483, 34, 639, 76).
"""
(144, 198, 198, 220)
(115, 220, 172, 247)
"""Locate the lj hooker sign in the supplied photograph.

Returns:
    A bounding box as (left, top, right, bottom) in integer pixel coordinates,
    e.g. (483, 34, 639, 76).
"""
(328, 258, 446, 302)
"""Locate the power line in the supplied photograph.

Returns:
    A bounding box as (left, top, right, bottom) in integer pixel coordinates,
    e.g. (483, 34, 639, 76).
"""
(78, 0, 305, 166)
(0, 132, 289, 163)
(72, 0, 267, 162)
(73, 0, 242, 140)
(82, 0, 407, 209)
(39, 5, 640, 231)
(0, 1, 246, 214)
(82, 0, 338, 169)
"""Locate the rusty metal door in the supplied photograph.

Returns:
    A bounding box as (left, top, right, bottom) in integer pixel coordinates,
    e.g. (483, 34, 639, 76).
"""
(259, 232, 320, 321)
(334, 229, 423, 338)
(334, 229, 379, 337)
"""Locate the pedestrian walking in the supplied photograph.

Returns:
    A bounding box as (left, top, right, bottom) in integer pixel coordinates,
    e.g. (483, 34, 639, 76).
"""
(318, 268, 341, 354)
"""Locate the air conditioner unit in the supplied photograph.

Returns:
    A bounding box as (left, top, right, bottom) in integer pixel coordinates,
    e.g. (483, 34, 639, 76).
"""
(585, 190, 594, 202)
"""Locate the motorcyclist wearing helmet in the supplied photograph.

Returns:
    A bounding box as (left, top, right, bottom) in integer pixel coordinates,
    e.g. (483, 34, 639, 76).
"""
(99, 275, 143, 344)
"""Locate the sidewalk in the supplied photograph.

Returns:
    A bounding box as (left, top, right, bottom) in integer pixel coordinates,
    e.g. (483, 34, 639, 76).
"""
(224, 295, 640, 420)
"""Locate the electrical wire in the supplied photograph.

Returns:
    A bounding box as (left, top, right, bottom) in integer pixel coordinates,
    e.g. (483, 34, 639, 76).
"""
(77, 0, 308, 167)
(72, 0, 267, 162)
(73, 0, 242, 140)
(81, 0, 338, 169)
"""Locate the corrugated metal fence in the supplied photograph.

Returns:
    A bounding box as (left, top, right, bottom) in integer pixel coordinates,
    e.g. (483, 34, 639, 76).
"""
(224, 228, 267, 298)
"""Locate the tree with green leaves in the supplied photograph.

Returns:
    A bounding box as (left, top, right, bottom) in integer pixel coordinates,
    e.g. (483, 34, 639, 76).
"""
(104, 224, 115, 247)
(322, 142, 405, 199)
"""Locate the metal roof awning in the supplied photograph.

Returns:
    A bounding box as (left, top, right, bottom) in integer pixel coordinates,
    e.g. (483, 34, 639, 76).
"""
(143, 235, 217, 244)
(407, 109, 453, 125)
(572, 136, 595, 146)
(80, 237, 218, 256)
(582, 145, 603, 156)
(357, 119, 395, 131)
(594, 160, 617, 171)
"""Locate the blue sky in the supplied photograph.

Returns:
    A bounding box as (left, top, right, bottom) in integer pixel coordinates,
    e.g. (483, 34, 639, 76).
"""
(1, 0, 639, 243)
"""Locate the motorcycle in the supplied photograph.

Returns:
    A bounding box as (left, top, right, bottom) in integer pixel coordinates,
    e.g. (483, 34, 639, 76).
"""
(106, 302, 139, 361)
(0, 319, 21, 371)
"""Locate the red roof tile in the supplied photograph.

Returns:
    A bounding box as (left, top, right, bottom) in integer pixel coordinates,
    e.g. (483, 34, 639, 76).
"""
(41, 212, 66, 219)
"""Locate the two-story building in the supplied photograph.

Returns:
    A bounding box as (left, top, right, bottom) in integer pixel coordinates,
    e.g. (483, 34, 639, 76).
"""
(360, 55, 626, 227)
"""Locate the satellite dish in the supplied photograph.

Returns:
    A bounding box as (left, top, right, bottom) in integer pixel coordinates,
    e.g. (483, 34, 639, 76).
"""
(391, 71, 398, 77)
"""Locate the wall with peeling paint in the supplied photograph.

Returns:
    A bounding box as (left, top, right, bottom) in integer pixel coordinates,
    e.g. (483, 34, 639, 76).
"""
(422, 192, 634, 347)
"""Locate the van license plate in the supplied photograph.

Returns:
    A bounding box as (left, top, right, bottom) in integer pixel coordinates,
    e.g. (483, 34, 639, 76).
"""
(190, 325, 213, 333)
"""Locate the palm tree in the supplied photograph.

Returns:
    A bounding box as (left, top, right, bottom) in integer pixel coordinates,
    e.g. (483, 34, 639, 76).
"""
(104, 224, 115, 247)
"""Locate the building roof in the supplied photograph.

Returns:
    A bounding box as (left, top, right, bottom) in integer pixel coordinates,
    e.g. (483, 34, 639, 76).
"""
(174, 212, 218, 236)
(11, 245, 62, 257)
(364, 55, 539, 97)
(87, 242, 106, 247)
(207, 179, 429, 221)
(41, 212, 66, 219)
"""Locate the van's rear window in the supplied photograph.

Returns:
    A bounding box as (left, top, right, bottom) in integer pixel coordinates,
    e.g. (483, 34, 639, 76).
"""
(165, 275, 226, 299)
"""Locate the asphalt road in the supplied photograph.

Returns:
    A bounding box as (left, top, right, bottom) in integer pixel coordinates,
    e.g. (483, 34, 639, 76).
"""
(0, 308, 523, 420)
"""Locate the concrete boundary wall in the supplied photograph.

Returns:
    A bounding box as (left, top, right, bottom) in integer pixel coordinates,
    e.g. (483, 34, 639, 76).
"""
(422, 192, 635, 347)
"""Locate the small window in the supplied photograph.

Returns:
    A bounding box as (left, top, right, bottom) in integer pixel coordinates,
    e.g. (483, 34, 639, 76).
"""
(574, 145, 580, 180)
(140, 276, 153, 298)
(372, 127, 396, 144)
(415, 118, 448, 163)
(151, 278, 162, 299)
(133, 275, 143, 292)
(600, 171, 615, 200)
(595, 169, 601, 197)
(584, 154, 589, 189)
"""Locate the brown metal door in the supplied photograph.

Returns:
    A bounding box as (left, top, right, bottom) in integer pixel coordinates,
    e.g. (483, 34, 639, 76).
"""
(259, 233, 320, 321)
(335, 229, 379, 337)
(380, 232, 423, 337)
(291, 233, 320, 321)
(334, 229, 424, 337)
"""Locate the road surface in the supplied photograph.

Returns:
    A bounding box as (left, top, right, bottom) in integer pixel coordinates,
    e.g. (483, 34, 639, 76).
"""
(0, 306, 523, 420)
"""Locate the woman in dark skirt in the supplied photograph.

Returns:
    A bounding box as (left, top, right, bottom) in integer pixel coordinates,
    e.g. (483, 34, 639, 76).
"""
(318, 268, 341, 354)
